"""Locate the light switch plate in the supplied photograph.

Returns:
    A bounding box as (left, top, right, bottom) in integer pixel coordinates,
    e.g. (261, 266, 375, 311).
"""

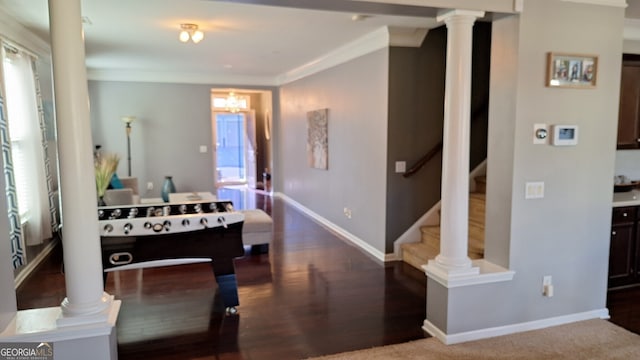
(395, 161, 406, 173)
(525, 181, 544, 199)
(199, 145, 207, 153)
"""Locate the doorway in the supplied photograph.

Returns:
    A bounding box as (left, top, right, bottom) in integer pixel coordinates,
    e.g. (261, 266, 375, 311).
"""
(212, 111, 257, 188)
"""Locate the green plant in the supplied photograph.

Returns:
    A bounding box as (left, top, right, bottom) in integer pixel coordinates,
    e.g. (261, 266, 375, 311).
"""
(95, 153, 120, 198)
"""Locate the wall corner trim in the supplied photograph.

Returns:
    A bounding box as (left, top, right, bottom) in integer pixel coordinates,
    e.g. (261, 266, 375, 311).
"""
(275, 192, 392, 262)
(423, 308, 610, 345)
(424, 259, 515, 288)
(276, 27, 390, 85)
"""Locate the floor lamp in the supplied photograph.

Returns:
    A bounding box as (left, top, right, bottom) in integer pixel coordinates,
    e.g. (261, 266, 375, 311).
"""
(121, 116, 136, 176)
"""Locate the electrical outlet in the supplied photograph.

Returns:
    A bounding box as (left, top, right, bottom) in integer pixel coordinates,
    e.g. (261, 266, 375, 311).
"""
(147, 182, 153, 190)
(343, 207, 352, 219)
(525, 181, 544, 199)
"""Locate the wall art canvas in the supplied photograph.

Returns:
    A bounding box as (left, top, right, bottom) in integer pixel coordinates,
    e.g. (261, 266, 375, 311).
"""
(307, 108, 328, 170)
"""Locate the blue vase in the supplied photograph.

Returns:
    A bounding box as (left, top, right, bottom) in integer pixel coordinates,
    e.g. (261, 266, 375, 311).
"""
(161, 176, 176, 202)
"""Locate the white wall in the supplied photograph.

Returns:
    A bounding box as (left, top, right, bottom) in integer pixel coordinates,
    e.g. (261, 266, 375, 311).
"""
(278, 49, 389, 253)
(432, 0, 624, 335)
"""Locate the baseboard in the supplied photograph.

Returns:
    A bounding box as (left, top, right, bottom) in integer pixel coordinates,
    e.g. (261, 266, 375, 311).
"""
(275, 192, 394, 262)
(14, 237, 59, 289)
(423, 308, 610, 345)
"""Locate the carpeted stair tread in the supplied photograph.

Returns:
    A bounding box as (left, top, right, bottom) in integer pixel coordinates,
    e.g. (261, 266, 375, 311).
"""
(469, 193, 486, 224)
(403, 176, 487, 271)
(475, 175, 487, 194)
(401, 242, 439, 269)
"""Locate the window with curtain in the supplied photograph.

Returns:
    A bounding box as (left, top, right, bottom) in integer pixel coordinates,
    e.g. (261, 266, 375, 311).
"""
(1, 42, 52, 248)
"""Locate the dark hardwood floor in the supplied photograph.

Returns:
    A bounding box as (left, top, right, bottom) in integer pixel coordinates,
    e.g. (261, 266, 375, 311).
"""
(17, 187, 640, 359)
(17, 189, 427, 359)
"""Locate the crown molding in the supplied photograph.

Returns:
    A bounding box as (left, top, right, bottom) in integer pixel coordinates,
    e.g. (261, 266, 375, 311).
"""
(276, 27, 390, 85)
(561, 0, 627, 7)
(388, 27, 429, 47)
(276, 25, 428, 85)
(0, 8, 50, 58)
(86, 69, 278, 86)
(88, 24, 430, 86)
(91, 24, 430, 86)
(346, 0, 521, 13)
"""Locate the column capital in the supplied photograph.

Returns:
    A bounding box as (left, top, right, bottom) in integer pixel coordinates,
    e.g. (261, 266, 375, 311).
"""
(436, 9, 485, 23)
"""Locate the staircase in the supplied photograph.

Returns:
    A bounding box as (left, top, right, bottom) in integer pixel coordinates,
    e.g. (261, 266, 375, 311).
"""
(401, 175, 486, 270)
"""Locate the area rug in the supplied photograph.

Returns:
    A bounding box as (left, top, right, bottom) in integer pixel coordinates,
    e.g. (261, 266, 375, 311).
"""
(309, 319, 640, 359)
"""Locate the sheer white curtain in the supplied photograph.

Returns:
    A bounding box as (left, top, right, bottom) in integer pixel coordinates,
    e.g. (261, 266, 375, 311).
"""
(3, 45, 52, 245)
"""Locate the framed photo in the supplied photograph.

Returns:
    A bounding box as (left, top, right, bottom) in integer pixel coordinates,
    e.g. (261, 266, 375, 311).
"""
(546, 52, 598, 88)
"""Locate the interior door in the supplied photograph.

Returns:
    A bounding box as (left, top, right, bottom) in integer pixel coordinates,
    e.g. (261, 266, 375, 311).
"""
(211, 111, 256, 188)
(245, 110, 257, 189)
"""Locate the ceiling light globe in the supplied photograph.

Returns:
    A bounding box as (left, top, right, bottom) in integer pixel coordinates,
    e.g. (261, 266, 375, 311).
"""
(192, 30, 204, 43)
(179, 30, 190, 43)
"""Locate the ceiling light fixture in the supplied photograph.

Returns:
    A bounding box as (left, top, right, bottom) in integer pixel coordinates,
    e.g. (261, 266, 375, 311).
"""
(226, 92, 240, 113)
(179, 23, 204, 44)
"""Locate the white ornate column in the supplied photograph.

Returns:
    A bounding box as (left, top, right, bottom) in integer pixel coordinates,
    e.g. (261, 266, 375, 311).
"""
(427, 9, 484, 278)
(48, 0, 115, 324)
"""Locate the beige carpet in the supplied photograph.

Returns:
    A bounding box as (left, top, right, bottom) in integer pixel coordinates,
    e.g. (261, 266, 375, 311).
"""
(309, 320, 640, 359)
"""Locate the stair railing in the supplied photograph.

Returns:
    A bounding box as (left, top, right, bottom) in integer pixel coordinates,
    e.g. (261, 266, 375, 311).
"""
(402, 141, 443, 178)
(402, 102, 488, 178)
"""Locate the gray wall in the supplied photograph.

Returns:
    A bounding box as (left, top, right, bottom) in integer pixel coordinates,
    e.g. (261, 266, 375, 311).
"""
(437, 0, 624, 334)
(385, 24, 491, 252)
(386, 29, 446, 253)
(278, 49, 389, 253)
(88, 81, 276, 197)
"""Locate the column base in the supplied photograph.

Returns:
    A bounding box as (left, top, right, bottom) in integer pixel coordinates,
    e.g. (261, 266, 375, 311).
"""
(57, 292, 114, 328)
(424, 259, 515, 288)
(425, 258, 479, 284)
(1, 299, 120, 343)
(434, 253, 474, 269)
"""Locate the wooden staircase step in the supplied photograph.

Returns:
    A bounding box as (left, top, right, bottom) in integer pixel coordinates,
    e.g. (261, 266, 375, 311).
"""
(468, 220, 485, 243)
(469, 193, 486, 224)
(468, 235, 484, 254)
(421, 222, 484, 246)
(403, 175, 487, 271)
(475, 175, 487, 194)
(420, 225, 440, 249)
(401, 242, 439, 269)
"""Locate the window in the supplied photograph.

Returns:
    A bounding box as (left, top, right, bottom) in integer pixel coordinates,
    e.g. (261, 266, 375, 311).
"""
(1, 42, 52, 245)
(212, 93, 250, 112)
(3, 46, 36, 218)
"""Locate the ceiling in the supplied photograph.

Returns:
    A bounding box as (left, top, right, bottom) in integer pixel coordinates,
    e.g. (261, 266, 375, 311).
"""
(0, 0, 637, 86)
(0, 0, 445, 86)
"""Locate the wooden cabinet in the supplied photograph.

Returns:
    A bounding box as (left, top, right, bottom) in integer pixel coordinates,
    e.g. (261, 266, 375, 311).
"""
(609, 207, 640, 289)
(617, 55, 640, 149)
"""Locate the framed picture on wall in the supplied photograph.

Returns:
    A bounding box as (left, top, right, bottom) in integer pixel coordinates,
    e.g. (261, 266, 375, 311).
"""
(546, 52, 598, 88)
